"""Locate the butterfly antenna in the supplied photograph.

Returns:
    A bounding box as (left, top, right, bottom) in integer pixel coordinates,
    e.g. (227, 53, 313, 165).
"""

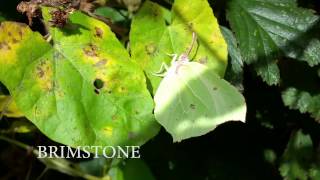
(186, 32, 197, 56)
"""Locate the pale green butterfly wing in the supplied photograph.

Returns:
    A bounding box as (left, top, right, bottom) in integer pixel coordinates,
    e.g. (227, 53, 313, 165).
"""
(154, 62, 246, 142)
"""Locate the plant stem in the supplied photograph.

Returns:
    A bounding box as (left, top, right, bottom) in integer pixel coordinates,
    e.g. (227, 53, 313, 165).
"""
(0, 135, 31, 150)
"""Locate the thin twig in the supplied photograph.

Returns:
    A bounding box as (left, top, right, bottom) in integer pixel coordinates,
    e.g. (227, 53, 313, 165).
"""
(36, 167, 49, 180)
(0, 135, 31, 150)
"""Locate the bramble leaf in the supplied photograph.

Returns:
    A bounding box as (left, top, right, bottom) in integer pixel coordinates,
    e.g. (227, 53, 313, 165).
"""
(227, 0, 320, 85)
(282, 88, 320, 121)
(279, 130, 320, 180)
(220, 26, 244, 90)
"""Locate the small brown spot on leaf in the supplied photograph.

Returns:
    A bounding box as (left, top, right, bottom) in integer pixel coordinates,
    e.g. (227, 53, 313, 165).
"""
(199, 57, 208, 65)
(8, 32, 12, 36)
(57, 89, 65, 98)
(12, 38, 19, 44)
(36, 60, 53, 91)
(0, 42, 4, 49)
(0, 42, 11, 51)
(145, 43, 157, 55)
(83, 43, 98, 57)
(36, 60, 51, 78)
(94, 27, 103, 38)
(213, 87, 218, 91)
(190, 104, 196, 110)
(128, 132, 137, 139)
(18, 30, 23, 38)
(37, 67, 45, 78)
(94, 59, 107, 67)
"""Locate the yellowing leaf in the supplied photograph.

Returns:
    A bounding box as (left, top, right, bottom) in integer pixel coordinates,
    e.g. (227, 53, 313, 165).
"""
(0, 95, 24, 118)
(0, 10, 159, 149)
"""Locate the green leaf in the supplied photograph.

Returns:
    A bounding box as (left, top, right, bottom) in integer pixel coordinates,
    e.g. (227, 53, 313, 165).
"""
(0, 11, 159, 149)
(79, 158, 155, 180)
(0, 95, 24, 118)
(220, 26, 244, 90)
(121, 159, 155, 180)
(106, 159, 156, 180)
(78, 157, 109, 177)
(282, 88, 320, 121)
(94, 7, 127, 23)
(108, 167, 125, 180)
(154, 61, 246, 142)
(227, 0, 320, 85)
(130, 0, 228, 93)
(279, 130, 319, 180)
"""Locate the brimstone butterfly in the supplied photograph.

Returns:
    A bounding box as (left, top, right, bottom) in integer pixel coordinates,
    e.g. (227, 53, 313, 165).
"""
(154, 33, 247, 142)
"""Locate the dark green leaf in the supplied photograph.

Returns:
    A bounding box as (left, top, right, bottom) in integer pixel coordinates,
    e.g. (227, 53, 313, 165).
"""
(121, 159, 155, 180)
(220, 26, 244, 90)
(94, 7, 127, 23)
(279, 130, 319, 180)
(105, 159, 156, 180)
(282, 88, 320, 121)
(227, 0, 320, 85)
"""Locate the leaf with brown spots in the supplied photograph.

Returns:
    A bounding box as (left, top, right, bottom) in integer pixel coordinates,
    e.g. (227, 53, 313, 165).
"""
(130, 0, 228, 94)
(0, 10, 159, 150)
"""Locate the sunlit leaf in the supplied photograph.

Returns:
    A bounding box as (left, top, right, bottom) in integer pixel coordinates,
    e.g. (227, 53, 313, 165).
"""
(130, 0, 228, 93)
(0, 10, 159, 149)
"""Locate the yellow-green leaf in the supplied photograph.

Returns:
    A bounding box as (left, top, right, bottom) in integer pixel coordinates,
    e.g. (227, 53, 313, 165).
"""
(130, 0, 228, 93)
(0, 95, 24, 118)
(0, 11, 159, 149)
